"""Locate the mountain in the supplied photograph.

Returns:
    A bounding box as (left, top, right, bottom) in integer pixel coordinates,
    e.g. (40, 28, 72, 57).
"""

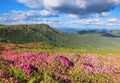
(0, 24, 120, 49)
(56, 27, 111, 34)
(71, 30, 120, 48)
(56, 27, 82, 34)
(0, 24, 71, 47)
(108, 30, 120, 37)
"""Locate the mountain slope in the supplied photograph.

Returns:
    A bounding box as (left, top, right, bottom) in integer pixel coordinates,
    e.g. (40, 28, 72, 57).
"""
(70, 30, 120, 48)
(0, 24, 70, 47)
(1, 24, 120, 49)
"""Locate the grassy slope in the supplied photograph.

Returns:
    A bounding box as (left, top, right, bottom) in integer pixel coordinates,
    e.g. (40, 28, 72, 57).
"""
(70, 32, 120, 48)
(0, 24, 71, 47)
(1, 25, 120, 83)
(0, 24, 120, 54)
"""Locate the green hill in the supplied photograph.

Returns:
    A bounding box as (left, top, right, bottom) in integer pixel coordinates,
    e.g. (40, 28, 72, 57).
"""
(70, 30, 120, 48)
(0, 24, 120, 49)
(0, 24, 70, 47)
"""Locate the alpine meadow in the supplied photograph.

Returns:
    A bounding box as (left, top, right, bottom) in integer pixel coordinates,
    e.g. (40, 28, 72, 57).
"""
(0, 0, 120, 83)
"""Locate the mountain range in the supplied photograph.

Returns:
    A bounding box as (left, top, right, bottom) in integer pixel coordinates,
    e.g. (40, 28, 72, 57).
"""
(0, 24, 120, 49)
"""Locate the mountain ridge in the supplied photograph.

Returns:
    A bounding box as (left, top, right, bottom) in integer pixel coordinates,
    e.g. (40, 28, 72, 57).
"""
(0, 24, 120, 49)
(0, 24, 71, 47)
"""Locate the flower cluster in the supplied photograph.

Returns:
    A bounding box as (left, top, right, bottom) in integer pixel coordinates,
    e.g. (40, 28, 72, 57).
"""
(0, 50, 73, 82)
(0, 49, 120, 82)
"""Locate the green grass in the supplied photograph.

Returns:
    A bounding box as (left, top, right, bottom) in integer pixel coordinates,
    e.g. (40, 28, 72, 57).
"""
(1, 24, 120, 83)
(9, 42, 120, 55)
(1, 24, 120, 55)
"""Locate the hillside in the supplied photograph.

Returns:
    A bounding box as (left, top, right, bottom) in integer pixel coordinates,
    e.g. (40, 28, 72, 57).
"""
(70, 30, 120, 48)
(0, 24, 71, 47)
(0, 24, 120, 49)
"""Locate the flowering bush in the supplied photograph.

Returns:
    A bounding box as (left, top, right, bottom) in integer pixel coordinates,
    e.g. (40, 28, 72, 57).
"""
(0, 49, 120, 82)
(0, 50, 73, 82)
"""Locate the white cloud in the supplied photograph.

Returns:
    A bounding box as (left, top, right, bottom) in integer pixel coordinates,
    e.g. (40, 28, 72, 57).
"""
(107, 18, 118, 23)
(95, 12, 110, 17)
(0, 10, 120, 28)
(67, 14, 79, 18)
(0, 10, 45, 24)
(0, 10, 59, 24)
(101, 12, 110, 17)
(47, 18, 120, 28)
(17, 0, 120, 17)
(40, 10, 56, 17)
(17, 0, 43, 8)
(44, 0, 65, 8)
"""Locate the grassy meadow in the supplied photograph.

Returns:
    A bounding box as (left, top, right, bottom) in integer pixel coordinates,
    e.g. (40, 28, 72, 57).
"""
(1, 24, 120, 83)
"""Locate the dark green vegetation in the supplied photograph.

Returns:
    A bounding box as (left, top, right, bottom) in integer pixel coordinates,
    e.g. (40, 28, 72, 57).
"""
(1, 24, 120, 51)
(0, 24, 71, 47)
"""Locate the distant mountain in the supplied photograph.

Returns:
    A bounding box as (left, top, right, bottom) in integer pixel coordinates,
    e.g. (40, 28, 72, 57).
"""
(56, 27, 120, 34)
(71, 29, 120, 48)
(76, 30, 120, 38)
(108, 30, 120, 36)
(56, 27, 81, 34)
(1, 24, 120, 49)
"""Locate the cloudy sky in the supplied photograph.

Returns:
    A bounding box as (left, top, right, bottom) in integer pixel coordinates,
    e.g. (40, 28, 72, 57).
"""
(0, 0, 120, 29)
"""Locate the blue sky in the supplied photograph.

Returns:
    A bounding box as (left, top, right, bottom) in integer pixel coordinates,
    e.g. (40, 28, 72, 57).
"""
(0, 0, 120, 29)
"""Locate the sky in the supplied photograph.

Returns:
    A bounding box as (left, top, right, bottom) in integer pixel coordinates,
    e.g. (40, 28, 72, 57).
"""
(0, 0, 120, 29)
